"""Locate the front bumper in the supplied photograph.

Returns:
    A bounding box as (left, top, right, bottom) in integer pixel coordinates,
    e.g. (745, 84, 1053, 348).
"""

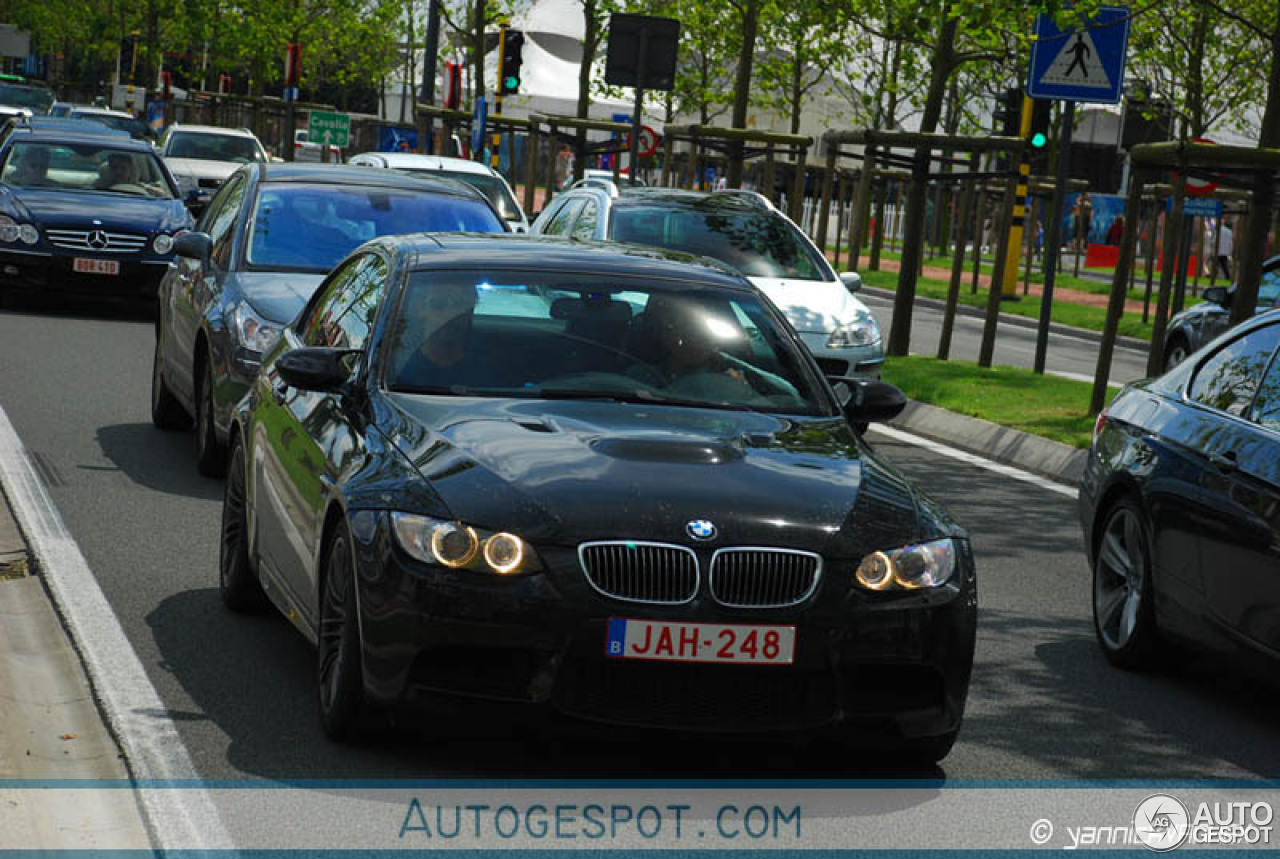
(351, 517, 977, 740)
(0, 247, 171, 300)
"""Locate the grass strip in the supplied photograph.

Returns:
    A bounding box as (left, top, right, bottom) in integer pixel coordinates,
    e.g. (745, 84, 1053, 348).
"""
(881, 355, 1115, 449)
(860, 269, 1157, 342)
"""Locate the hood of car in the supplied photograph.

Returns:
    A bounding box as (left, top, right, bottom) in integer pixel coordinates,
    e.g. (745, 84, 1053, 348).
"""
(3, 187, 188, 234)
(162, 157, 240, 182)
(748, 276, 871, 334)
(379, 395, 933, 555)
(231, 271, 326, 323)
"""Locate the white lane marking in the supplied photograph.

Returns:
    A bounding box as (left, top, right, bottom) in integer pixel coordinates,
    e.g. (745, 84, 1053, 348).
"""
(0, 406, 232, 850)
(869, 423, 1078, 499)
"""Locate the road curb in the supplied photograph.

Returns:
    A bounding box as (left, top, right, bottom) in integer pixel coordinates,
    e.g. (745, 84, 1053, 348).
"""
(888, 400, 1087, 487)
(862, 286, 1151, 353)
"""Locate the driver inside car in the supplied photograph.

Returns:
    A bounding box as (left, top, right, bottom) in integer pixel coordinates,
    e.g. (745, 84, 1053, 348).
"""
(95, 152, 136, 190)
(626, 295, 756, 398)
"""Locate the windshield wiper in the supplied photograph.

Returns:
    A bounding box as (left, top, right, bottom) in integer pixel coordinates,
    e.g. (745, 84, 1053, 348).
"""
(388, 383, 477, 396)
(534, 388, 655, 404)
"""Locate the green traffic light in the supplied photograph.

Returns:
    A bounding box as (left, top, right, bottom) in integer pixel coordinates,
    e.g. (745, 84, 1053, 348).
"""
(1030, 132, 1048, 149)
(504, 76, 519, 91)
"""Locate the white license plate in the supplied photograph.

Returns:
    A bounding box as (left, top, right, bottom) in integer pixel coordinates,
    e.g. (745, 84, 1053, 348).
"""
(606, 618, 795, 665)
(73, 258, 119, 275)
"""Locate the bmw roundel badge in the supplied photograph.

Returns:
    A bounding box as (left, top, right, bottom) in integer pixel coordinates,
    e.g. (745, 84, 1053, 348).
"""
(686, 519, 717, 541)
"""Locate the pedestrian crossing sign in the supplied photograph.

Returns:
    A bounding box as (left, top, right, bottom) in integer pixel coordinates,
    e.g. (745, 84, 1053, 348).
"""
(1027, 6, 1130, 104)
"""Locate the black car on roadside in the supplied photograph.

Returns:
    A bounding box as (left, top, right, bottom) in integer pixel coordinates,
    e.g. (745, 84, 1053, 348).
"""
(0, 126, 193, 304)
(151, 163, 507, 477)
(1080, 309, 1280, 670)
(1162, 255, 1280, 369)
(219, 234, 978, 760)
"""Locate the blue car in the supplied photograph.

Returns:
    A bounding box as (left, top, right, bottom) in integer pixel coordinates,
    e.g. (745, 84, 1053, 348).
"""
(0, 126, 194, 304)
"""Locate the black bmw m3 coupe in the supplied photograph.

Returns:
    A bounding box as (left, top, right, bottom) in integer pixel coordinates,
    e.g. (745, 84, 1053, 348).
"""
(220, 234, 977, 761)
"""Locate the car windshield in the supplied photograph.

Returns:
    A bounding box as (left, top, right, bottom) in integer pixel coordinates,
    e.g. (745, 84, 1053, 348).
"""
(0, 141, 175, 198)
(385, 271, 827, 415)
(73, 113, 151, 140)
(167, 131, 264, 163)
(611, 202, 833, 281)
(405, 169, 521, 222)
(247, 183, 505, 271)
(0, 82, 54, 113)
(1260, 267, 1280, 306)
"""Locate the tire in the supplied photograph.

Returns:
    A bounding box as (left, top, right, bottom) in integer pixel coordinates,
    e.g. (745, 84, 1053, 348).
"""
(219, 437, 267, 612)
(151, 331, 190, 430)
(1092, 497, 1161, 669)
(317, 518, 366, 741)
(194, 353, 227, 477)
(1164, 335, 1191, 371)
(901, 731, 958, 765)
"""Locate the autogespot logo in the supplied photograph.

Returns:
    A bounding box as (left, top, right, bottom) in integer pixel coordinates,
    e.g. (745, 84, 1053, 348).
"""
(1134, 794, 1190, 851)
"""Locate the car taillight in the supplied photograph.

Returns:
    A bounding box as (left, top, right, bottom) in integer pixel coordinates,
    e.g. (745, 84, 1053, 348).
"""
(1093, 411, 1108, 440)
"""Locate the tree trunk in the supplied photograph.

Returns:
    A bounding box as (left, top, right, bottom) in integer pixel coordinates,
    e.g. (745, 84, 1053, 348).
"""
(886, 7, 956, 357)
(1234, 20, 1280, 325)
(789, 37, 803, 135)
(726, 0, 761, 187)
(575, 0, 598, 183)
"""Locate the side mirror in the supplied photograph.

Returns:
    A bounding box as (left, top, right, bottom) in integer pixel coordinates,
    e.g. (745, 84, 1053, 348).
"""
(173, 231, 212, 263)
(1203, 286, 1230, 307)
(839, 271, 863, 293)
(829, 377, 907, 424)
(276, 347, 361, 392)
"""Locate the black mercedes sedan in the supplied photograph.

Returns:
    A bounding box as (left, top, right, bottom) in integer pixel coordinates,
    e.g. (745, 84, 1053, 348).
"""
(151, 163, 506, 477)
(0, 125, 194, 304)
(1080, 309, 1280, 669)
(220, 235, 977, 760)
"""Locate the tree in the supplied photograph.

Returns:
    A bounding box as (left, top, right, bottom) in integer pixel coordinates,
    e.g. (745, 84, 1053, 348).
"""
(753, 2, 853, 135)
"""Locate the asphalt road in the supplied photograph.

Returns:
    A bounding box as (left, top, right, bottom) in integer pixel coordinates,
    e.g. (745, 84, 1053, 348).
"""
(0, 295, 1276, 781)
(860, 293, 1151, 386)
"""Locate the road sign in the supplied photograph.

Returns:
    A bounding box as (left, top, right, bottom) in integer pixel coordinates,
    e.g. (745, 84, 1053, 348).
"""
(1027, 6, 1130, 104)
(1171, 196, 1222, 218)
(626, 125, 659, 158)
(1183, 136, 1219, 197)
(307, 111, 350, 148)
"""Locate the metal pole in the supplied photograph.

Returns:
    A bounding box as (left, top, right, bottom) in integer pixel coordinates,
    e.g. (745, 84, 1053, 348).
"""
(1034, 101, 1074, 375)
(628, 27, 646, 186)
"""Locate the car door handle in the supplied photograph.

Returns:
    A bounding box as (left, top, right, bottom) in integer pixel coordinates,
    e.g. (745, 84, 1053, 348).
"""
(1209, 451, 1239, 473)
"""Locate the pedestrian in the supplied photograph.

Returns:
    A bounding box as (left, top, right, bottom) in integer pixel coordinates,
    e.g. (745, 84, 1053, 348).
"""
(1217, 217, 1234, 281)
(1073, 192, 1093, 251)
(1105, 215, 1124, 246)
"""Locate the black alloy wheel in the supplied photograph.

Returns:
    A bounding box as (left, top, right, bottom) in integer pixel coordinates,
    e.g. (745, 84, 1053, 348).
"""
(318, 519, 366, 741)
(195, 353, 227, 476)
(151, 330, 190, 430)
(219, 437, 266, 612)
(1164, 335, 1191, 371)
(1092, 498, 1160, 669)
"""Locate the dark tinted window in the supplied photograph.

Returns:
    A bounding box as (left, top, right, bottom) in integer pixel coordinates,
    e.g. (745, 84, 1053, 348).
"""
(1188, 323, 1280, 416)
(302, 253, 387, 349)
(1250, 349, 1280, 431)
(612, 202, 831, 280)
(206, 176, 248, 269)
(168, 131, 264, 162)
(572, 201, 598, 239)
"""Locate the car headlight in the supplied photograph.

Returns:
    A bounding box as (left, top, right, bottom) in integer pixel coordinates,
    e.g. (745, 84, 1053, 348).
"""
(17, 224, 37, 245)
(0, 216, 20, 243)
(153, 233, 173, 254)
(826, 313, 881, 349)
(391, 513, 542, 575)
(855, 538, 957, 591)
(232, 300, 282, 357)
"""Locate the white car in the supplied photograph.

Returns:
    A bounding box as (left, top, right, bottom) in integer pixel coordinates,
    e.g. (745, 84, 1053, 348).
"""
(347, 151, 529, 232)
(293, 129, 341, 162)
(532, 185, 882, 378)
(156, 124, 269, 196)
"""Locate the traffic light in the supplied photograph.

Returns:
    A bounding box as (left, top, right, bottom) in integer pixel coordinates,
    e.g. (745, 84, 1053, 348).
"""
(443, 61, 461, 109)
(996, 86, 1021, 137)
(1028, 98, 1050, 150)
(500, 30, 524, 95)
